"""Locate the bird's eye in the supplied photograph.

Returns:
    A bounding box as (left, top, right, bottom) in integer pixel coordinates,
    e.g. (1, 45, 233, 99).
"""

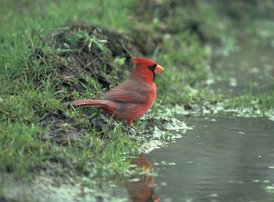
(148, 64, 157, 72)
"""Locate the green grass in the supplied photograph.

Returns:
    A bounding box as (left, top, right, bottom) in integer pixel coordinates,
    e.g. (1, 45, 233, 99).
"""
(0, 0, 228, 179)
(0, 0, 140, 180)
(0, 124, 46, 176)
(225, 93, 274, 110)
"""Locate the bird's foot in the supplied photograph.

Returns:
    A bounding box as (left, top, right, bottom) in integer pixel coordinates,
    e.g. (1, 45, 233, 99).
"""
(130, 124, 141, 134)
(120, 123, 140, 136)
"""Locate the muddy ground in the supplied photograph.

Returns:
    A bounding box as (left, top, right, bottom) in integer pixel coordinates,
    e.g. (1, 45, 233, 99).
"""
(31, 24, 144, 145)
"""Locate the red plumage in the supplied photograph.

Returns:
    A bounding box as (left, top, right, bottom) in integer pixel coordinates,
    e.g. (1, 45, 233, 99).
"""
(71, 58, 164, 125)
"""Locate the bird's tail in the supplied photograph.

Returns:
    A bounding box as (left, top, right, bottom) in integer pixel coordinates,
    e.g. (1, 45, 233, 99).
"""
(71, 99, 107, 107)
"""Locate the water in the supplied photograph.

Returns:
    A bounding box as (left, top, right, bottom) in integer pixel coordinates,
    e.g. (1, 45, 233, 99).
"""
(140, 115, 274, 202)
(117, 26, 274, 202)
(210, 38, 274, 95)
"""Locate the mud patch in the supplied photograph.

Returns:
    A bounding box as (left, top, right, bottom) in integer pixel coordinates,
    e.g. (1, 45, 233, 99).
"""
(40, 115, 84, 145)
(33, 24, 141, 98)
(1, 173, 126, 202)
(29, 23, 143, 144)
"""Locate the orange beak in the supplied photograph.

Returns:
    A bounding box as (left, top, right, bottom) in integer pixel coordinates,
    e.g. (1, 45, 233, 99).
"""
(155, 64, 165, 73)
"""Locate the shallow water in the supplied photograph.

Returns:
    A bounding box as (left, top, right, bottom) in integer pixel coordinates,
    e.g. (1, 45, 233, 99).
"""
(210, 38, 274, 95)
(142, 115, 274, 202)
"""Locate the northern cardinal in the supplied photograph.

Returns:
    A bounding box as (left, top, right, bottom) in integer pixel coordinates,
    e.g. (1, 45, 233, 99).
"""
(71, 58, 164, 125)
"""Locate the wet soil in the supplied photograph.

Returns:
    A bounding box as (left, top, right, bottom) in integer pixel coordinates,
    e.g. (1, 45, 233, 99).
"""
(31, 24, 143, 144)
(34, 24, 141, 95)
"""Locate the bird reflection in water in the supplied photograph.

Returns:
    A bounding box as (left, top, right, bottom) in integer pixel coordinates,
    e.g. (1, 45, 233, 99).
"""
(124, 154, 160, 202)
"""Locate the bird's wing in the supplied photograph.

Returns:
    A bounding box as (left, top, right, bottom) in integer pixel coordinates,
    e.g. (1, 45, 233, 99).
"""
(102, 79, 150, 104)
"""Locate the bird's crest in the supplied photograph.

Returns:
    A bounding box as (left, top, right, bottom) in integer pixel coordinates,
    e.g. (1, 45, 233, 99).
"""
(131, 58, 156, 66)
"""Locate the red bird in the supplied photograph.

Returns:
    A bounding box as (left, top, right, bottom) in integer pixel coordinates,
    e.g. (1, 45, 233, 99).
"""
(71, 58, 164, 125)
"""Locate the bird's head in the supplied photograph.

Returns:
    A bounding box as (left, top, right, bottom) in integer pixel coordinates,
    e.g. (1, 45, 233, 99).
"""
(131, 58, 164, 83)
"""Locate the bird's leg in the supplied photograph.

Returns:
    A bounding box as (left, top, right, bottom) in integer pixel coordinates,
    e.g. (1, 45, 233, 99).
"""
(120, 123, 139, 135)
(112, 120, 133, 135)
(130, 124, 141, 134)
(127, 120, 141, 134)
(118, 122, 128, 132)
(113, 120, 140, 135)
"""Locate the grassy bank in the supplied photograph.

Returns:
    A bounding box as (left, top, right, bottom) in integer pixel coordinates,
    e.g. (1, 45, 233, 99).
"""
(0, 0, 217, 178)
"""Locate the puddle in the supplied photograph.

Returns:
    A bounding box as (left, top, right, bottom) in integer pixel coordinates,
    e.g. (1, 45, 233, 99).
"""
(4, 115, 273, 202)
(209, 37, 274, 96)
(140, 115, 274, 202)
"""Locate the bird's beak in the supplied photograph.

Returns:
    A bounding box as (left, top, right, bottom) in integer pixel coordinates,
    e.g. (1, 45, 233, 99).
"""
(155, 64, 165, 73)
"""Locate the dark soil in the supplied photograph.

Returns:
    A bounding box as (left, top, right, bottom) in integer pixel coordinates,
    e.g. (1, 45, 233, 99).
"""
(31, 23, 143, 144)
(33, 24, 141, 99)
